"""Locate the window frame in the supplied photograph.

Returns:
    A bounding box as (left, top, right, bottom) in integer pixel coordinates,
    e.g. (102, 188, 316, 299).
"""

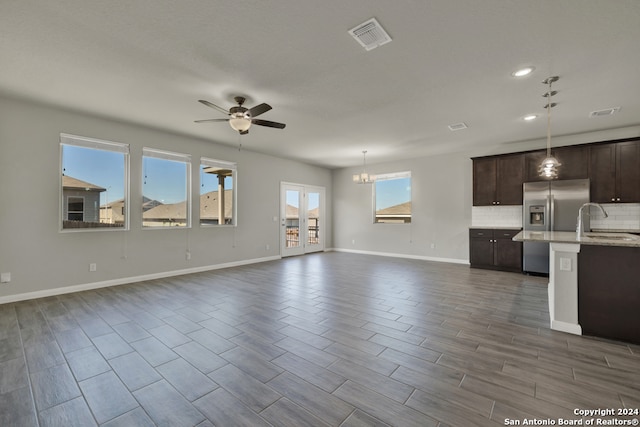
(142, 147, 192, 229)
(59, 133, 130, 232)
(372, 171, 412, 224)
(199, 157, 238, 227)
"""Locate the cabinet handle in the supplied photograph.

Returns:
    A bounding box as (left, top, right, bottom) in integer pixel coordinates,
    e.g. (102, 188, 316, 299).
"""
(496, 201, 500, 205)
(617, 197, 621, 202)
(612, 197, 616, 202)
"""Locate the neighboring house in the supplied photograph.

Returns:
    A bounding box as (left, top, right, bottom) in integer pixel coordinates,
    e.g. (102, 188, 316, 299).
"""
(142, 190, 234, 226)
(142, 201, 188, 227)
(100, 196, 163, 225)
(200, 189, 233, 225)
(100, 198, 126, 225)
(62, 175, 105, 224)
(376, 201, 412, 223)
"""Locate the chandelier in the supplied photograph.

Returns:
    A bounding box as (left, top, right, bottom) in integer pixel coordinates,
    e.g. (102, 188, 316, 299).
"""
(353, 150, 375, 184)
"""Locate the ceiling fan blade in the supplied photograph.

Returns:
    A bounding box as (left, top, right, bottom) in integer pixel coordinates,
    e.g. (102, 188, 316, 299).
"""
(248, 103, 272, 117)
(252, 119, 286, 129)
(194, 118, 229, 123)
(198, 100, 230, 115)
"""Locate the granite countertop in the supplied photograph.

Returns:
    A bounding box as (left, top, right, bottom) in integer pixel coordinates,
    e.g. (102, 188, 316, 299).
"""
(513, 230, 640, 247)
(469, 226, 522, 230)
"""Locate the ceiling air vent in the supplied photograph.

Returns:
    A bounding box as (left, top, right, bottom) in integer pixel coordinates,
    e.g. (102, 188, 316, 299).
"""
(348, 18, 392, 51)
(448, 122, 468, 131)
(589, 107, 620, 118)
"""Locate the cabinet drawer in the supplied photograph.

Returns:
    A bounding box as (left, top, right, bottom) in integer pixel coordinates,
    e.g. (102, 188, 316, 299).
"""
(469, 229, 493, 238)
(495, 229, 520, 239)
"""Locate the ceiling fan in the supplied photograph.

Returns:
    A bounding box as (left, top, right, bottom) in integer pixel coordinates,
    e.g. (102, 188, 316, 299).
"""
(195, 96, 286, 135)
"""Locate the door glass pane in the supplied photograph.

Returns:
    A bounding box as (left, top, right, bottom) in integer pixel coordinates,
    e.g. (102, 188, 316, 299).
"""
(307, 192, 320, 246)
(286, 190, 300, 248)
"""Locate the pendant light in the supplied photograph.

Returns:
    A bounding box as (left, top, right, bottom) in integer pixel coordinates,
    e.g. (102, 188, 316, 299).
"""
(538, 76, 561, 179)
(353, 150, 375, 184)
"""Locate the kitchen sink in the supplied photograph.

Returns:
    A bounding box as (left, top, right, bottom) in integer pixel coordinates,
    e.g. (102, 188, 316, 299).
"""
(584, 233, 638, 241)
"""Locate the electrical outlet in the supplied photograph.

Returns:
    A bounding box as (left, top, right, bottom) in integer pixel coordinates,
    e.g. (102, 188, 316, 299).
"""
(0, 273, 10, 283)
(560, 257, 572, 272)
(185, 252, 191, 260)
(430, 243, 436, 249)
(89, 263, 97, 272)
(265, 244, 270, 251)
(352, 239, 356, 245)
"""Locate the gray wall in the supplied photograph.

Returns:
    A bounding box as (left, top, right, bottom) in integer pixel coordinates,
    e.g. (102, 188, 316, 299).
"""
(331, 126, 640, 263)
(0, 95, 332, 301)
(332, 153, 472, 263)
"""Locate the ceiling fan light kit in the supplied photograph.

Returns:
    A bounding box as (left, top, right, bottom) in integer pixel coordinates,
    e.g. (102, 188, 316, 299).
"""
(196, 96, 285, 135)
(229, 115, 251, 132)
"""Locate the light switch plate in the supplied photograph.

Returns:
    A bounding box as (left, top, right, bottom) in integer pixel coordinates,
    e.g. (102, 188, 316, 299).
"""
(560, 257, 572, 272)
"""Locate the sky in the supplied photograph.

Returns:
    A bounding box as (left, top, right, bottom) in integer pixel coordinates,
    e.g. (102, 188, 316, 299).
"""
(62, 145, 126, 203)
(62, 144, 407, 212)
(375, 177, 411, 210)
(62, 145, 231, 205)
(286, 189, 320, 211)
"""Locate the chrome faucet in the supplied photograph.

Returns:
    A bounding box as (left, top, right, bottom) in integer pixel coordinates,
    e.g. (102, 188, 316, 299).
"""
(576, 202, 608, 238)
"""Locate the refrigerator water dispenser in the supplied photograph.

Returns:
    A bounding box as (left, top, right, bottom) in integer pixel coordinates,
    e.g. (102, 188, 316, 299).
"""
(529, 206, 545, 225)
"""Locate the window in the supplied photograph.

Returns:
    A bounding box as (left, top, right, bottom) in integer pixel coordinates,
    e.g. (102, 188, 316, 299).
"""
(67, 197, 84, 221)
(60, 134, 129, 230)
(199, 158, 237, 226)
(374, 171, 411, 224)
(142, 148, 191, 228)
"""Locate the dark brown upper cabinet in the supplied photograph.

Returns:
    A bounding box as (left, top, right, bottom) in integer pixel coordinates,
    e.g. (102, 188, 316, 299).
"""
(473, 154, 524, 206)
(525, 145, 589, 182)
(590, 141, 640, 203)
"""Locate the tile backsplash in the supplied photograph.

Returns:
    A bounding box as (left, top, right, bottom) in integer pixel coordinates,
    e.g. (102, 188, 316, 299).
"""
(590, 203, 640, 231)
(472, 206, 522, 228)
(472, 203, 640, 231)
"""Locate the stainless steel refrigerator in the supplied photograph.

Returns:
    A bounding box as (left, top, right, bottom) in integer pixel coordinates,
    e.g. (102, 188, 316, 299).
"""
(522, 179, 590, 274)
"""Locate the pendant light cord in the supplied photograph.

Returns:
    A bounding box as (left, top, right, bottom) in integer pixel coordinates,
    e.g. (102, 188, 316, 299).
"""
(546, 80, 552, 157)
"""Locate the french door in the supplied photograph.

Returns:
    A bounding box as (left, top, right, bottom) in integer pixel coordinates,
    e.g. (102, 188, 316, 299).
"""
(280, 183, 325, 257)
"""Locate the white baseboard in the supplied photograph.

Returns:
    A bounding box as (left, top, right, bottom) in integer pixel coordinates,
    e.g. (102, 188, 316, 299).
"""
(0, 255, 281, 305)
(329, 248, 469, 265)
(550, 319, 582, 336)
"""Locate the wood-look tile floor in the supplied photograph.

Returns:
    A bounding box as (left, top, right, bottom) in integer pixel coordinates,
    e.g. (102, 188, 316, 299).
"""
(1, 252, 639, 426)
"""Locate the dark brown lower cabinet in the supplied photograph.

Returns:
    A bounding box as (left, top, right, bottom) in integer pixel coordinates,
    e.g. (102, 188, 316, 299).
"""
(469, 229, 522, 272)
(578, 245, 640, 344)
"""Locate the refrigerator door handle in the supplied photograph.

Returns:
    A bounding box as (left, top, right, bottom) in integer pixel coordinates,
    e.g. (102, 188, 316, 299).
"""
(548, 194, 554, 231)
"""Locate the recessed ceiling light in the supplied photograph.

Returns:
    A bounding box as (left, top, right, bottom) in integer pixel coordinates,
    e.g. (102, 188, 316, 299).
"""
(448, 122, 468, 131)
(512, 66, 535, 77)
(523, 114, 538, 121)
(589, 107, 620, 117)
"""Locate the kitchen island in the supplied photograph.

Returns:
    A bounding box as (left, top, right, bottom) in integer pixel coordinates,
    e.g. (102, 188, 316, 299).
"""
(513, 230, 640, 344)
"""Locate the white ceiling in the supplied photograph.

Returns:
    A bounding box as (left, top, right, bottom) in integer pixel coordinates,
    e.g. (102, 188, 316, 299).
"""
(2, 0, 639, 168)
